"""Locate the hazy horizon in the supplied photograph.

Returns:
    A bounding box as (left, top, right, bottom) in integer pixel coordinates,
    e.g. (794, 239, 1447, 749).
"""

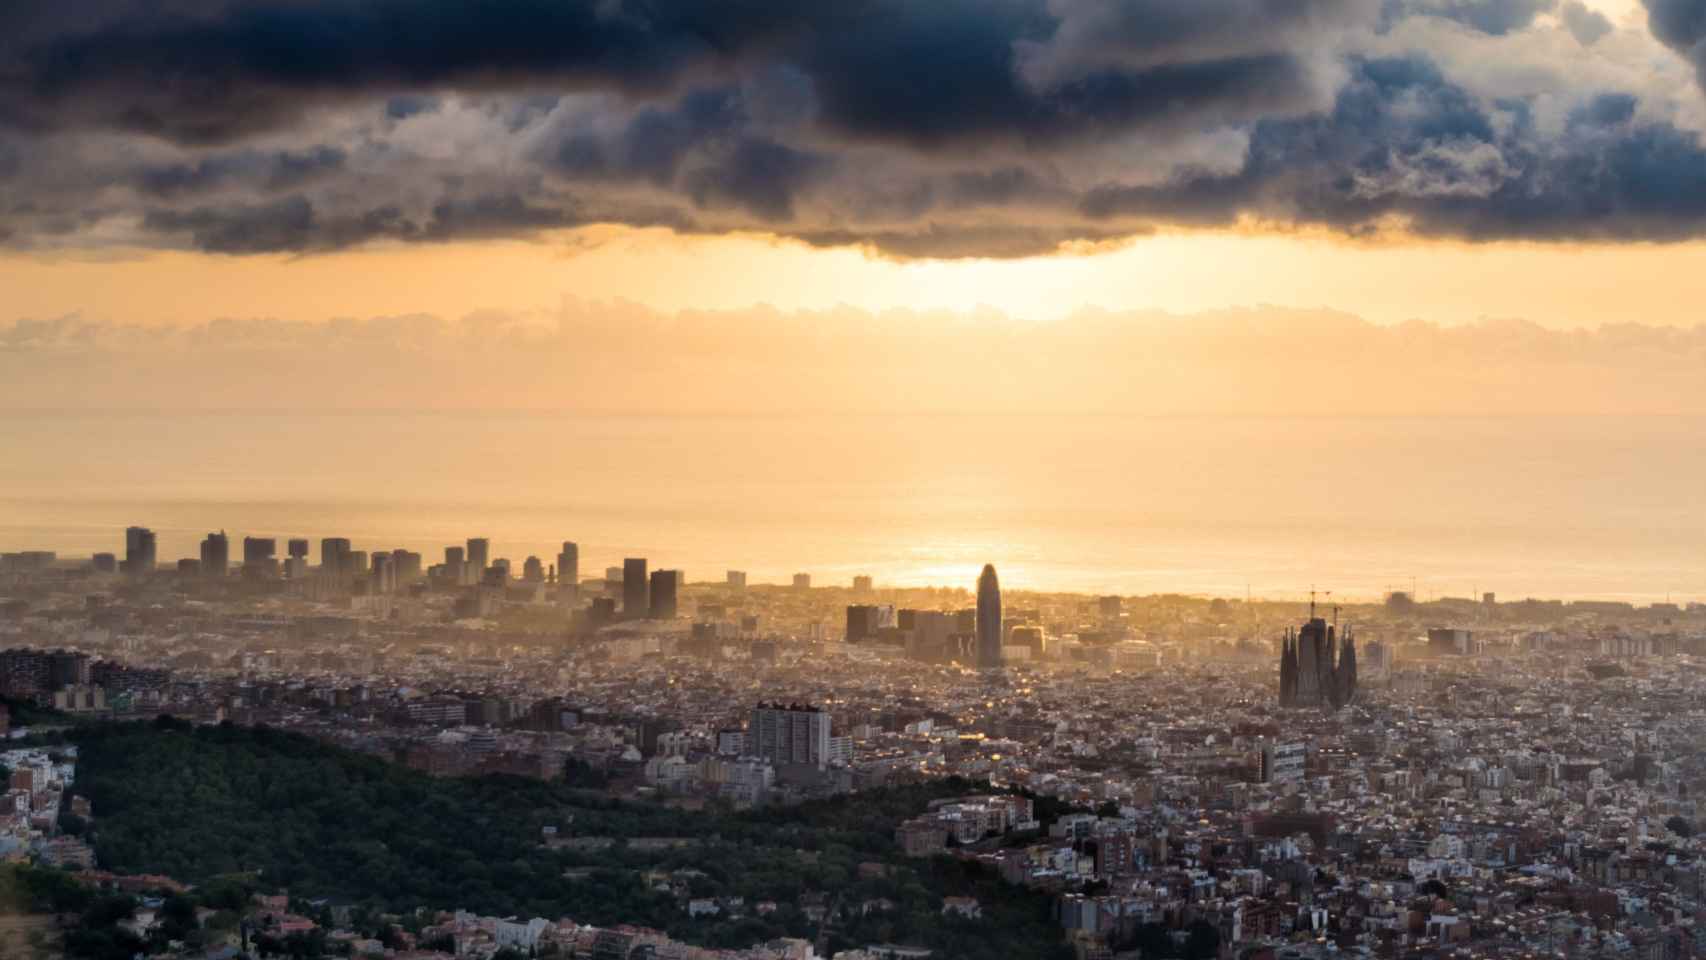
(7, 408, 1703, 604)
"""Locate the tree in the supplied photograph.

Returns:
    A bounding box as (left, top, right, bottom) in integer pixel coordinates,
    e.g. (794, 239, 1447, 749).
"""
(1666, 815, 1694, 838)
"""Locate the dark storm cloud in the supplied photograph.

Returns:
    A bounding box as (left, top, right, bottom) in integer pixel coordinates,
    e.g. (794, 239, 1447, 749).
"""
(1084, 56, 1706, 241)
(548, 87, 745, 185)
(141, 194, 413, 252)
(3, 0, 1706, 256)
(682, 138, 830, 221)
(1645, 0, 1706, 89)
(0, 0, 801, 144)
(134, 145, 347, 197)
(423, 192, 585, 239)
(0, 0, 1352, 148)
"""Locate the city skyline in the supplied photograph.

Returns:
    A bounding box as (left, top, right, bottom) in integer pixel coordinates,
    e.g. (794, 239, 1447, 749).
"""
(10, 521, 1703, 610)
(8, 4, 1706, 960)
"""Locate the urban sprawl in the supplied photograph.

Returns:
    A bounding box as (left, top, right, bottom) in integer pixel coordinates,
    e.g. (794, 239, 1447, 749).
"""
(1, 528, 1704, 960)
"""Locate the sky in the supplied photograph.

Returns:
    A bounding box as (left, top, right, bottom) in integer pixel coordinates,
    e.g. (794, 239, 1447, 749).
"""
(8, 0, 1706, 336)
(13, 0, 1706, 599)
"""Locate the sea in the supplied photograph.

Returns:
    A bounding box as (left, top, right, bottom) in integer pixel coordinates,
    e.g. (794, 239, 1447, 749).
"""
(2, 412, 1703, 603)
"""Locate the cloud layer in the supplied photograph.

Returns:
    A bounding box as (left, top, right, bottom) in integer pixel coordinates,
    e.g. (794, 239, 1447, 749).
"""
(7, 304, 1706, 416)
(4, 0, 1706, 257)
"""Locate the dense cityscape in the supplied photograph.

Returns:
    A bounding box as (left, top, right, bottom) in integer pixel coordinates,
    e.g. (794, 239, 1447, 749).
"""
(1, 527, 1703, 960)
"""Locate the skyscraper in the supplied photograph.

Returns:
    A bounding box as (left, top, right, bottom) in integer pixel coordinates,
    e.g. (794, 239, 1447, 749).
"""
(242, 537, 278, 579)
(557, 541, 578, 587)
(976, 564, 1003, 669)
(200, 531, 229, 578)
(466, 538, 490, 576)
(124, 526, 156, 576)
(371, 552, 394, 593)
(649, 569, 679, 619)
(321, 538, 352, 574)
(623, 558, 649, 618)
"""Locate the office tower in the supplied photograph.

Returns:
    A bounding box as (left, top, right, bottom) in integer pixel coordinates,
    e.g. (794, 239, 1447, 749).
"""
(557, 542, 578, 588)
(485, 558, 511, 586)
(649, 570, 679, 619)
(199, 531, 230, 578)
(792, 573, 811, 590)
(976, 564, 1003, 669)
(523, 556, 545, 582)
(91, 553, 116, 574)
(623, 558, 649, 617)
(348, 550, 367, 576)
(392, 549, 422, 583)
(321, 538, 352, 574)
(177, 558, 202, 575)
(466, 538, 490, 574)
(371, 552, 394, 593)
(443, 545, 466, 582)
(242, 537, 278, 579)
(1098, 596, 1122, 620)
(749, 703, 832, 769)
(905, 610, 957, 662)
(124, 526, 157, 576)
(287, 538, 309, 561)
(845, 604, 895, 643)
(853, 575, 873, 593)
(727, 570, 747, 589)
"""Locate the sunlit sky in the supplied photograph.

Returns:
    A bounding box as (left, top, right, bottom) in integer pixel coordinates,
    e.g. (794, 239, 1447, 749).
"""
(1, 0, 1697, 333)
(7, 225, 1706, 329)
(12, 0, 1706, 599)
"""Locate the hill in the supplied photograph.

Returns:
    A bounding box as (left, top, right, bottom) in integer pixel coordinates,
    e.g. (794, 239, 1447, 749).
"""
(70, 719, 1072, 959)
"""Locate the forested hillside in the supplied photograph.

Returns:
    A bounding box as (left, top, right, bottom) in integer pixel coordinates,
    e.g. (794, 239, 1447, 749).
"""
(71, 719, 1072, 959)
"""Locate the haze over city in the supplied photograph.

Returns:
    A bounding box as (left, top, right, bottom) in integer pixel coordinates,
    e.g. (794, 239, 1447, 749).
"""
(6, 1, 1706, 959)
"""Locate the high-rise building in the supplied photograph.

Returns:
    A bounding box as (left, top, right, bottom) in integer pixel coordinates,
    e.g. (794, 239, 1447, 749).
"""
(1428, 627, 1475, 656)
(199, 531, 230, 578)
(321, 538, 352, 574)
(371, 552, 394, 593)
(124, 526, 156, 576)
(466, 538, 490, 574)
(904, 610, 958, 662)
(522, 556, 545, 582)
(727, 570, 747, 589)
(976, 564, 1003, 669)
(557, 542, 578, 587)
(91, 553, 116, 574)
(649, 570, 679, 619)
(287, 539, 309, 561)
(853, 575, 873, 593)
(241, 537, 278, 579)
(792, 573, 811, 590)
(392, 549, 422, 583)
(845, 604, 896, 643)
(748, 702, 832, 769)
(623, 558, 649, 617)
